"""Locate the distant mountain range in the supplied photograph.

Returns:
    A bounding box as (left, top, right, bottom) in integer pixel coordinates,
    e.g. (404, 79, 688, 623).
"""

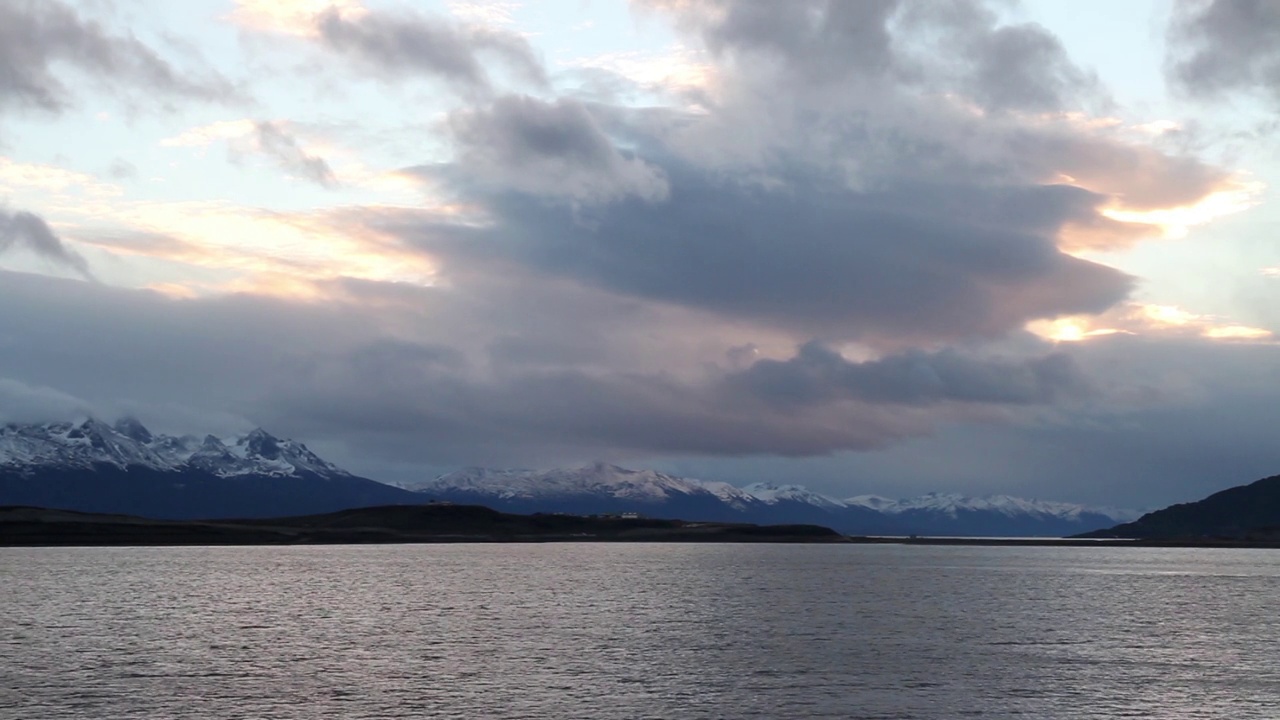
(1080, 473, 1280, 540)
(405, 463, 1138, 537)
(0, 418, 1136, 536)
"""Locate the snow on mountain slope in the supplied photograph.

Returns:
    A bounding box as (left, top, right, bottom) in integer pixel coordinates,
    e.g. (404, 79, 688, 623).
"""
(740, 483, 848, 511)
(740, 484, 1135, 524)
(0, 417, 351, 480)
(417, 464, 1137, 531)
(0, 419, 171, 472)
(414, 462, 760, 506)
(844, 491, 1138, 523)
(844, 495, 900, 512)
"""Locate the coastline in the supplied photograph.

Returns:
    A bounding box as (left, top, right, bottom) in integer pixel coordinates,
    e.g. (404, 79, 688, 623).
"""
(6, 505, 1277, 549)
(0, 505, 847, 547)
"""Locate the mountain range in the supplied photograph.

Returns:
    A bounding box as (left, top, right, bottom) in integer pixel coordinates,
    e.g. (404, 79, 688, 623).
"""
(0, 417, 1137, 536)
(405, 464, 1138, 537)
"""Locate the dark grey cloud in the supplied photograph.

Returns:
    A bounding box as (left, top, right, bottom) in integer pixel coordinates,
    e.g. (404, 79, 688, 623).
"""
(0, 0, 234, 113)
(251, 121, 339, 189)
(727, 342, 1088, 408)
(958, 21, 1100, 113)
(434, 161, 1131, 343)
(0, 208, 95, 280)
(661, 370, 1280, 509)
(315, 8, 546, 95)
(1168, 0, 1280, 102)
(430, 95, 668, 203)
(802, 336, 1280, 508)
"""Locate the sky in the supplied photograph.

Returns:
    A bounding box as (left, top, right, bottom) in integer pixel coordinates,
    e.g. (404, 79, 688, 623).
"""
(1, 0, 1279, 508)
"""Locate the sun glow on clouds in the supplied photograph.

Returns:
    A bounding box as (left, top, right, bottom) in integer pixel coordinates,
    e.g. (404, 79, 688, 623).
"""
(160, 120, 258, 149)
(144, 282, 202, 300)
(1101, 178, 1265, 240)
(1029, 304, 1273, 344)
(447, 1, 521, 26)
(117, 203, 438, 293)
(0, 158, 122, 198)
(2, 132, 442, 300)
(228, 0, 367, 36)
(565, 47, 715, 95)
(50, 196, 441, 299)
(1027, 318, 1125, 343)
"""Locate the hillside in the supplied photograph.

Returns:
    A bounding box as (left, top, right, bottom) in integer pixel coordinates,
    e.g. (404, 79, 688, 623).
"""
(1079, 474, 1280, 539)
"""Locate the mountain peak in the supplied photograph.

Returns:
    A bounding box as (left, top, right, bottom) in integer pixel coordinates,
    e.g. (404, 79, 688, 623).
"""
(70, 416, 108, 434)
(741, 482, 847, 509)
(583, 461, 631, 475)
(240, 428, 282, 459)
(113, 417, 153, 443)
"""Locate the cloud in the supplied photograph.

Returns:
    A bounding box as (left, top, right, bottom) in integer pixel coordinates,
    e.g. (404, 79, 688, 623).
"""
(431, 95, 669, 203)
(2, 266, 1271, 498)
(0, 208, 95, 280)
(0, 0, 234, 113)
(645, 0, 1103, 113)
(726, 342, 1089, 408)
(951, 19, 1101, 114)
(252, 121, 339, 188)
(373, 0, 1246, 352)
(1168, 0, 1280, 102)
(0, 269, 1079, 468)
(0, 157, 122, 197)
(429, 161, 1131, 344)
(229, 0, 368, 36)
(1029, 302, 1274, 344)
(0, 378, 95, 425)
(162, 119, 339, 188)
(314, 6, 547, 95)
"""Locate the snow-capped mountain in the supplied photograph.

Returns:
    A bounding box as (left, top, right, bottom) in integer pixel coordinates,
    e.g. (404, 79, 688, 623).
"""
(840, 491, 1139, 536)
(0, 417, 349, 479)
(407, 463, 782, 522)
(411, 462, 758, 506)
(0, 418, 415, 519)
(414, 465, 1137, 537)
(842, 492, 1138, 524)
(741, 482, 849, 511)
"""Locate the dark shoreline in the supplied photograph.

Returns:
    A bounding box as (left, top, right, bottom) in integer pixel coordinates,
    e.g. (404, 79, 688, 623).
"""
(0, 504, 847, 547)
(5, 505, 1276, 549)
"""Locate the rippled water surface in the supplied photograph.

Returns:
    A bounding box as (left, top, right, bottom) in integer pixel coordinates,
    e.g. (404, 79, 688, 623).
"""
(3, 544, 1280, 719)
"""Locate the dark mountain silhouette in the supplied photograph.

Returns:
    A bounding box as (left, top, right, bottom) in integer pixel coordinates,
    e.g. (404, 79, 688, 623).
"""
(1079, 474, 1280, 539)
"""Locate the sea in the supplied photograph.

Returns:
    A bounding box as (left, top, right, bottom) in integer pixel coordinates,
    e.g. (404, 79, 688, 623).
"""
(3, 543, 1278, 719)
